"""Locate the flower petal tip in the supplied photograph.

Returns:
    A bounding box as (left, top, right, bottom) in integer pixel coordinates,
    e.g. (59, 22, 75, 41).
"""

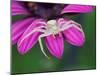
(56, 55, 62, 59)
(61, 4, 94, 14)
(17, 44, 29, 55)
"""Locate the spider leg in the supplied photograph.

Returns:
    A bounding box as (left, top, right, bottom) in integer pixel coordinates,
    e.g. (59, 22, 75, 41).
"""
(36, 21, 47, 25)
(72, 24, 85, 37)
(60, 20, 83, 31)
(60, 23, 85, 37)
(18, 26, 46, 47)
(66, 20, 82, 28)
(60, 24, 74, 31)
(38, 33, 51, 59)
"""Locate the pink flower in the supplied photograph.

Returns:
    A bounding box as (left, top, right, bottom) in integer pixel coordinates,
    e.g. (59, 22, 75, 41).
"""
(12, 1, 93, 59)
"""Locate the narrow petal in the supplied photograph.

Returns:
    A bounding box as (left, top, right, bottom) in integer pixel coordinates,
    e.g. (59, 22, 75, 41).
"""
(61, 4, 93, 14)
(45, 34, 64, 59)
(17, 19, 46, 54)
(12, 18, 34, 44)
(12, 1, 29, 15)
(63, 25, 85, 46)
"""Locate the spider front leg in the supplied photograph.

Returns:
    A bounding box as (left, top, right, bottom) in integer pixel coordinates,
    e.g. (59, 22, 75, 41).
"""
(60, 20, 83, 31)
(18, 27, 46, 47)
(65, 20, 82, 27)
(38, 33, 52, 59)
(60, 21, 85, 37)
(70, 23, 85, 37)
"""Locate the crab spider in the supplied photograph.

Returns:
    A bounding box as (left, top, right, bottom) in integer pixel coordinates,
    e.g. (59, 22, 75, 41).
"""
(18, 19, 85, 58)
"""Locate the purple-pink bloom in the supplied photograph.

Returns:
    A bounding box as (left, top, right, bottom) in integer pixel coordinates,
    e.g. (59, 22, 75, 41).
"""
(12, 1, 93, 59)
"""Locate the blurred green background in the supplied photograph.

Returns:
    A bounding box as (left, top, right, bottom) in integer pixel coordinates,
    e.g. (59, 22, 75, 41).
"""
(11, 6, 96, 74)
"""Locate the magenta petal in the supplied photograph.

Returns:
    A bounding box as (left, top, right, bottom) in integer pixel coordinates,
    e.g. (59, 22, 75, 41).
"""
(17, 19, 46, 54)
(12, 18, 34, 44)
(45, 34, 64, 59)
(61, 4, 93, 14)
(12, 1, 29, 15)
(63, 27, 85, 46)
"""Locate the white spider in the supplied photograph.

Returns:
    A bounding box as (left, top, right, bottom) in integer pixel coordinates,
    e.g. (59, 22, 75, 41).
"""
(18, 18, 85, 59)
